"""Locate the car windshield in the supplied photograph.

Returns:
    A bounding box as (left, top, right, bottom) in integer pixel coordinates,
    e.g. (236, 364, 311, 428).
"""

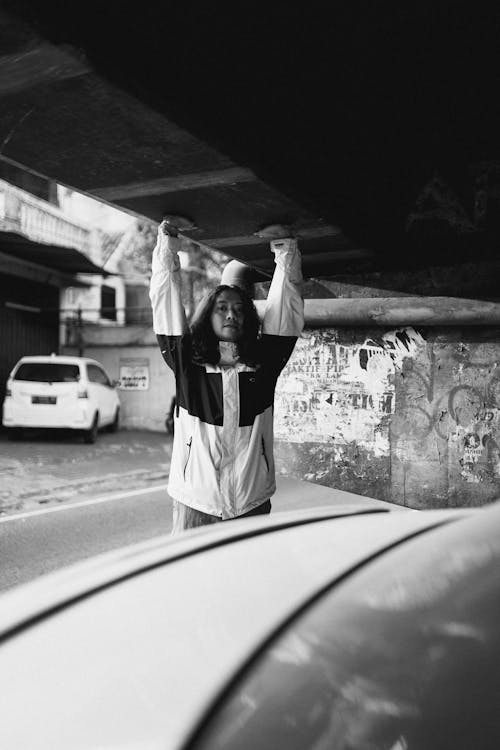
(13, 363, 81, 383)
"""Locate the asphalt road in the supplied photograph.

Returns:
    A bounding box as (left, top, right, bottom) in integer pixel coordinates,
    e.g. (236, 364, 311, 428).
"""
(0, 427, 394, 593)
(0, 485, 173, 591)
(0, 474, 395, 593)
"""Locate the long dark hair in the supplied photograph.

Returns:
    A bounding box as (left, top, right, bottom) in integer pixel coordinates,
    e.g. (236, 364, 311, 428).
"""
(190, 285, 261, 366)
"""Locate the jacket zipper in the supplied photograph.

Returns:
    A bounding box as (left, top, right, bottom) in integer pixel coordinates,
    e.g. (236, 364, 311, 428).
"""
(261, 436, 270, 472)
(183, 437, 193, 480)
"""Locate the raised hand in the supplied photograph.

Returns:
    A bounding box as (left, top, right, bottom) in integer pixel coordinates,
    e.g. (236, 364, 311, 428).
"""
(160, 219, 179, 238)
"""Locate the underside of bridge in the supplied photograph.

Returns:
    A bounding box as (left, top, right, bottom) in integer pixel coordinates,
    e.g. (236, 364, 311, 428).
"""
(0, 1, 499, 282)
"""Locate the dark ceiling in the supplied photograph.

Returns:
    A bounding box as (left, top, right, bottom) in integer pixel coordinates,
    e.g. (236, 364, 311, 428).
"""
(0, 1, 499, 279)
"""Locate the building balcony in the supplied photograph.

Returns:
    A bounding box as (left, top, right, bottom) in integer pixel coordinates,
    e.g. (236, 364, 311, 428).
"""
(0, 178, 91, 255)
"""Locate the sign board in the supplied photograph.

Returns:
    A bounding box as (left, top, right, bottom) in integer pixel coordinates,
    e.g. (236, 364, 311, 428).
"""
(118, 358, 149, 390)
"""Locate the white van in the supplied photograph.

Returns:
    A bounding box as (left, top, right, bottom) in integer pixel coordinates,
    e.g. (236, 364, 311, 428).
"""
(2, 355, 120, 443)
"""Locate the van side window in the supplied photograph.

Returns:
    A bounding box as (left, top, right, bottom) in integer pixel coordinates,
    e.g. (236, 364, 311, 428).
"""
(87, 365, 111, 386)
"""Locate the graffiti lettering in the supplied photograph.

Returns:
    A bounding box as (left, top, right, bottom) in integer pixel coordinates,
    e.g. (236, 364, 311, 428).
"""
(391, 355, 500, 447)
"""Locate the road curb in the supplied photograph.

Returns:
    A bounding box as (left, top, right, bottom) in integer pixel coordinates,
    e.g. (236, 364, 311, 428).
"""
(0, 468, 170, 516)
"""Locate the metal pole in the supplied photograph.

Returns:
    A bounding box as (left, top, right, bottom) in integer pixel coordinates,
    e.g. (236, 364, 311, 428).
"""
(77, 307, 84, 356)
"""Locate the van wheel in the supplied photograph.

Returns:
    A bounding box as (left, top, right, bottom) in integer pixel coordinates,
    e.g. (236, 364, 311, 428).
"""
(83, 414, 99, 444)
(108, 408, 119, 433)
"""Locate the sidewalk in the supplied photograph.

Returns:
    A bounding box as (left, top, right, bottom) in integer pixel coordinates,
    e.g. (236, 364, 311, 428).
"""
(0, 429, 172, 515)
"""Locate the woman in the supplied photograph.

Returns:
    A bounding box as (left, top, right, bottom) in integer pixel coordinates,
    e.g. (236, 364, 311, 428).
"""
(149, 220, 303, 533)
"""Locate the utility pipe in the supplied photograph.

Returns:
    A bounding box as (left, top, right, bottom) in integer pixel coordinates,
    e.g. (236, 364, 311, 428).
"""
(254, 297, 500, 326)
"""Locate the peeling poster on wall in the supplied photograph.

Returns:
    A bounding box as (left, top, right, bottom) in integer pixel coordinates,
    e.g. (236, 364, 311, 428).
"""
(274, 328, 425, 456)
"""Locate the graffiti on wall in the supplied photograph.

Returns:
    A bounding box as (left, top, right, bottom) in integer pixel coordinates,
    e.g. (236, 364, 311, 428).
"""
(391, 343, 500, 484)
(275, 330, 500, 489)
(275, 327, 425, 455)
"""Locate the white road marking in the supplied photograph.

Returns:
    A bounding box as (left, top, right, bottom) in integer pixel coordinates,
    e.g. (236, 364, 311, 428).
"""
(0, 484, 169, 524)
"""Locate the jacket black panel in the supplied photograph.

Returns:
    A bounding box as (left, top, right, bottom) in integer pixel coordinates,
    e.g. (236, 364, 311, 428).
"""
(158, 334, 223, 426)
(157, 332, 297, 428)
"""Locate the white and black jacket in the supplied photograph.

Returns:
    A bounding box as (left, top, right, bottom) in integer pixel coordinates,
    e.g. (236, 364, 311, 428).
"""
(149, 231, 304, 518)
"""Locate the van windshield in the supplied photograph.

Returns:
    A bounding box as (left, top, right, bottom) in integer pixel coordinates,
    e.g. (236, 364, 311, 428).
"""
(14, 363, 81, 383)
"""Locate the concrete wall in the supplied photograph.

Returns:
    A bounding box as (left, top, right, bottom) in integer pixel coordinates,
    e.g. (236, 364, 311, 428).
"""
(273, 326, 500, 509)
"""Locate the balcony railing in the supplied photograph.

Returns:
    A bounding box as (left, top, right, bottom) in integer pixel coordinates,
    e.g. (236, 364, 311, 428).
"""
(0, 179, 91, 254)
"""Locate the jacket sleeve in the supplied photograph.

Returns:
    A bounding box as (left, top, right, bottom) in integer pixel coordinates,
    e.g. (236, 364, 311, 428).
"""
(260, 237, 304, 375)
(262, 237, 304, 337)
(149, 227, 188, 337)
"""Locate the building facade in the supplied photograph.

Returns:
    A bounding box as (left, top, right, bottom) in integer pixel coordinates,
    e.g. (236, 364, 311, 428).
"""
(0, 173, 123, 399)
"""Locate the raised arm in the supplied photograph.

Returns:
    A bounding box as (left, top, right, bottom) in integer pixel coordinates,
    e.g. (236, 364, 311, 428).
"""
(263, 237, 304, 337)
(149, 222, 188, 336)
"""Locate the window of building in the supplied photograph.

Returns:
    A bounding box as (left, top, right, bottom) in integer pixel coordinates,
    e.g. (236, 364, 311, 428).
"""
(100, 285, 116, 321)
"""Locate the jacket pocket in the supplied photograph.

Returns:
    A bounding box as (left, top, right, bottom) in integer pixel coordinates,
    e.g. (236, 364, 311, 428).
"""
(183, 437, 193, 480)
